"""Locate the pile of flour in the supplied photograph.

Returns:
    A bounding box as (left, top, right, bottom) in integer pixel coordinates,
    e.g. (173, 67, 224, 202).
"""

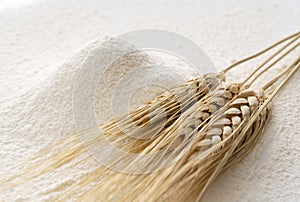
(0, 0, 299, 201)
(1, 35, 203, 201)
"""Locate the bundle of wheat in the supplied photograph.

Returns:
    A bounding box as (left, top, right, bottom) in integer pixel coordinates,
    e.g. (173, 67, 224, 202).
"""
(1, 32, 299, 201)
(74, 55, 299, 202)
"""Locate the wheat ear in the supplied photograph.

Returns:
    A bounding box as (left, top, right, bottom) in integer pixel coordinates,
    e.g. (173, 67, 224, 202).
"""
(0, 74, 220, 186)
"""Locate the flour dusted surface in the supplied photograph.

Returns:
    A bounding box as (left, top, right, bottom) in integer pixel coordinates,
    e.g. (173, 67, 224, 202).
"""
(0, 0, 299, 201)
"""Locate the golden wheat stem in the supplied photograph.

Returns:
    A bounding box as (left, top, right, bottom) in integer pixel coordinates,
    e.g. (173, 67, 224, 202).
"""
(245, 40, 300, 87)
(223, 31, 300, 73)
(262, 56, 300, 90)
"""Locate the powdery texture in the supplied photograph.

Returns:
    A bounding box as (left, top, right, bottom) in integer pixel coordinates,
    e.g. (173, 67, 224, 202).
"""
(0, 34, 200, 201)
(0, 0, 299, 201)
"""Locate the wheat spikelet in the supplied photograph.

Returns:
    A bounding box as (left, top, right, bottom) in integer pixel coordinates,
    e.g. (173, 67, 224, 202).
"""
(134, 89, 269, 202)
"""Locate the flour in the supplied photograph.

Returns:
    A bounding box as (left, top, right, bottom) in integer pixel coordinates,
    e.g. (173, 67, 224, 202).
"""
(1, 35, 200, 201)
(0, 0, 299, 201)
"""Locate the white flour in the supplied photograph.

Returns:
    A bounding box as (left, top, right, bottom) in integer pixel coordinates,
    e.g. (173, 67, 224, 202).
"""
(0, 0, 299, 201)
